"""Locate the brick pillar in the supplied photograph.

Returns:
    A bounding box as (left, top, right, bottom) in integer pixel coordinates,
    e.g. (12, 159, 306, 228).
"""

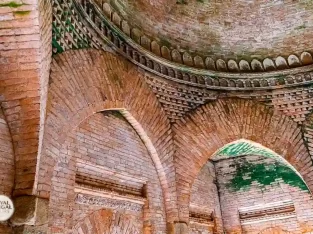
(10, 196, 49, 233)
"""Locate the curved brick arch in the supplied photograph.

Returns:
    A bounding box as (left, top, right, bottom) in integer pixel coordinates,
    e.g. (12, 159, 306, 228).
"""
(0, 107, 14, 197)
(173, 98, 313, 222)
(0, 0, 52, 197)
(36, 49, 177, 222)
(0, 107, 14, 233)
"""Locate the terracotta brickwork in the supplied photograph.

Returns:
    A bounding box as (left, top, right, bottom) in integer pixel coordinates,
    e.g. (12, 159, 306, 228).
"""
(0, 107, 14, 196)
(0, 108, 14, 233)
(72, 209, 142, 234)
(37, 49, 178, 225)
(190, 161, 223, 234)
(215, 155, 313, 234)
(0, 0, 52, 196)
(48, 112, 166, 233)
(110, 0, 313, 61)
(174, 99, 313, 222)
(4, 2, 313, 232)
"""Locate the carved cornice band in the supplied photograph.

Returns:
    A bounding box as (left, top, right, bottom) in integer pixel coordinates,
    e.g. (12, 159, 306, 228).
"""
(66, 0, 313, 91)
(81, 0, 313, 73)
(75, 193, 144, 212)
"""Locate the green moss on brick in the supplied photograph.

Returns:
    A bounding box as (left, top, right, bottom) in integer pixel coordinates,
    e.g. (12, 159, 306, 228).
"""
(13, 10, 31, 16)
(52, 38, 64, 54)
(159, 38, 172, 48)
(227, 159, 309, 192)
(0, 1, 24, 8)
(216, 141, 278, 159)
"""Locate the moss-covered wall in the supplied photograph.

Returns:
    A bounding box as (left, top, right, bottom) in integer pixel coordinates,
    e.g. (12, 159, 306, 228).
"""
(227, 158, 308, 192)
(215, 155, 313, 234)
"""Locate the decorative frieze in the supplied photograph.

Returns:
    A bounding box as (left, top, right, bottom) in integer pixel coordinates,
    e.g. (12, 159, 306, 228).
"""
(239, 200, 296, 225)
(75, 193, 143, 212)
(53, 0, 313, 74)
(189, 210, 215, 227)
(53, 0, 313, 91)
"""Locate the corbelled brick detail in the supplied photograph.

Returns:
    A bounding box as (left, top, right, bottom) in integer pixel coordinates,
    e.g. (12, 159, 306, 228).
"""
(0, 0, 52, 196)
(37, 49, 178, 223)
(173, 99, 313, 222)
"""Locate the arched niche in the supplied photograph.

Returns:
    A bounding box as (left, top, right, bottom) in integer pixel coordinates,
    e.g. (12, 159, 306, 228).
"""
(190, 139, 313, 234)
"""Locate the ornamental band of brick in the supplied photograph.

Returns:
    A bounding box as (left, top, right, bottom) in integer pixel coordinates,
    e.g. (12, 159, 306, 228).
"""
(52, 0, 313, 91)
(75, 193, 143, 212)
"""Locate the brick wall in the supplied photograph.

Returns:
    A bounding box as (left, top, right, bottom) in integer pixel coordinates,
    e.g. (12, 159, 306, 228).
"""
(0, 107, 14, 196)
(0, 0, 52, 196)
(215, 155, 313, 234)
(48, 111, 166, 233)
(37, 49, 178, 223)
(110, 0, 313, 60)
(72, 209, 143, 234)
(190, 161, 223, 234)
(173, 99, 313, 222)
(0, 108, 14, 233)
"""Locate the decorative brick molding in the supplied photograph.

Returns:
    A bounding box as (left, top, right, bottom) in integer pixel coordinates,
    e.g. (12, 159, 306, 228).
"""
(51, 0, 313, 123)
(47, 111, 167, 233)
(258, 227, 293, 234)
(52, 0, 313, 92)
(212, 155, 313, 233)
(53, 0, 313, 74)
(239, 200, 296, 225)
(75, 159, 147, 202)
(173, 99, 313, 222)
(189, 211, 214, 227)
(36, 49, 177, 222)
(75, 193, 144, 212)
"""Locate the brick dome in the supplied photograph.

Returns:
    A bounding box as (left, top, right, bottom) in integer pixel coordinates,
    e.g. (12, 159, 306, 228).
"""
(110, 0, 313, 60)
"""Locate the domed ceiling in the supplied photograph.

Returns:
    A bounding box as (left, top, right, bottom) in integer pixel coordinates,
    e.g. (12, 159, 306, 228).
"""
(108, 0, 313, 61)
(52, 0, 313, 121)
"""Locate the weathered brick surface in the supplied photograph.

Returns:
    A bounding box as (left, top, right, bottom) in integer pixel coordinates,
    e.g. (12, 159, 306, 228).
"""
(0, 107, 14, 233)
(0, 107, 14, 196)
(110, 0, 313, 60)
(216, 155, 313, 234)
(173, 98, 313, 222)
(0, 0, 52, 196)
(37, 49, 178, 224)
(72, 209, 142, 234)
(48, 112, 166, 233)
(190, 161, 223, 234)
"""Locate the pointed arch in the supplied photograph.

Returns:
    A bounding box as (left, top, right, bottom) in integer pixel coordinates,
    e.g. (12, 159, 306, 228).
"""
(173, 99, 313, 222)
(36, 49, 178, 227)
